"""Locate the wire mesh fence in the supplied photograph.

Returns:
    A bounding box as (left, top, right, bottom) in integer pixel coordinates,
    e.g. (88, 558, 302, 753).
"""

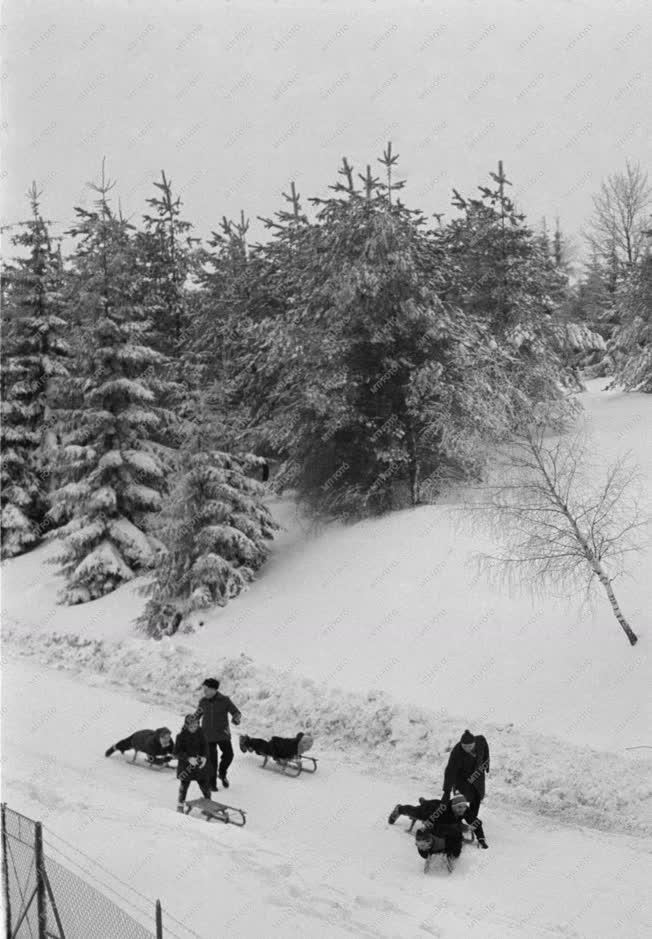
(1, 804, 161, 939)
(42, 857, 155, 939)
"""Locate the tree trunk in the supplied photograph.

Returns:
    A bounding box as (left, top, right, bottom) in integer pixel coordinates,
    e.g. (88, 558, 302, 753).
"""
(405, 424, 420, 505)
(594, 566, 638, 646)
(532, 443, 639, 647)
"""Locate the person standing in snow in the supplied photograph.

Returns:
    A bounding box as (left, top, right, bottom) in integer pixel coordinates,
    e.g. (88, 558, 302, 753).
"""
(105, 727, 174, 764)
(441, 729, 489, 848)
(193, 678, 241, 790)
(174, 714, 212, 812)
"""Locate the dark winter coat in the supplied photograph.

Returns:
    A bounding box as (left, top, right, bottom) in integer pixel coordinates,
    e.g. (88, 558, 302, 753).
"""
(417, 799, 464, 858)
(443, 736, 490, 800)
(129, 729, 174, 759)
(174, 727, 210, 780)
(194, 693, 241, 742)
(424, 799, 465, 831)
(269, 735, 303, 760)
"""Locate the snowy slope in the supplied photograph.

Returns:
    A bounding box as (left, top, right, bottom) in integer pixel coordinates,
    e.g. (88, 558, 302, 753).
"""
(3, 657, 652, 939)
(2, 381, 652, 938)
(3, 381, 650, 752)
(4, 623, 651, 838)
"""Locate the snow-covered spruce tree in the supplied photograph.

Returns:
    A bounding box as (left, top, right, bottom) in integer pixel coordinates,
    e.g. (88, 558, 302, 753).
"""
(136, 396, 277, 637)
(136, 170, 198, 361)
(135, 171, 201, 455)
(249, 150, 522, 516)
(193, 212, 253, 399)
(190, 205, 291, 459)
(609, 248, 652, 392)
(1, 184, 71, 558)
(49, 166, 172, 603)
(440, 162, 574, 402)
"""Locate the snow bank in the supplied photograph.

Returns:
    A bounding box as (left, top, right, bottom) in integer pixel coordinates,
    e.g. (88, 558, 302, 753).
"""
(4, 622, 651, 837)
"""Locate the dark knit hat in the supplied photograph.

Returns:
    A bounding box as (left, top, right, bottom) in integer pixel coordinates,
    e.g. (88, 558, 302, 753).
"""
(461, 729, 475, 744)
(202, 678, 220, 689)
(184, 714, 199, 727)
(156, 727, 172, 737)
(450, 793, 469, 810)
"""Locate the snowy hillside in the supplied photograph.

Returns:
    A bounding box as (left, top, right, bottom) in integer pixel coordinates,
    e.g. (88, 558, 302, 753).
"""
(2, 381, 652, 937)
(3, 657, 652, 939)
(3, 382, 651, 752)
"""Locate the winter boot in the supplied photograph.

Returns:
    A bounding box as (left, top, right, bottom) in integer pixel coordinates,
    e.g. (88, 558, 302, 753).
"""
(176, 803, 185, 814)
(105, 746, 116, 758)
(220, 775, 230, 789)
(388, 804, 401, 825)
(238, 735, 249, 754)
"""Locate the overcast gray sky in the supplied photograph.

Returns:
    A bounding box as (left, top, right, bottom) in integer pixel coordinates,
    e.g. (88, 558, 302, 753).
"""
(2, 0, 650, 257)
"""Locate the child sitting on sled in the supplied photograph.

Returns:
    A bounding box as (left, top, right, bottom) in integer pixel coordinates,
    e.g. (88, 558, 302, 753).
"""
(174, 714, 213, 811)
(239, 731, 313, 761)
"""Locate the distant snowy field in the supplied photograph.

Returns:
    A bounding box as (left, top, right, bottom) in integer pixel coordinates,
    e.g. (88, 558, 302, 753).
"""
(2, 380, 652, 937)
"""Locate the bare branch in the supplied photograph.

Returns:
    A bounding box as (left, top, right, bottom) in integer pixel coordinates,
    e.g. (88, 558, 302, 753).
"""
(461, 413, 645, 646)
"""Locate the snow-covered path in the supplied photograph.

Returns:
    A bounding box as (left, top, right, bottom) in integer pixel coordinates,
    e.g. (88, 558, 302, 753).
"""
(3, 657, 651, 939)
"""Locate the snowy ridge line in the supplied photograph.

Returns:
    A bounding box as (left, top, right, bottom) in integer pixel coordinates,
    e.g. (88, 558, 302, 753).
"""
(3, 623, 651, 837)
(44, 828, 203, 939)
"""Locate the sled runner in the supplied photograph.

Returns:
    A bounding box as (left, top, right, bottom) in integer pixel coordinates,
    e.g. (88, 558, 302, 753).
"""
(423, 854, 456, 874)
(183, 798, 247, 827)
(125, 753, 177, 770)
(260, 754, 318, 776)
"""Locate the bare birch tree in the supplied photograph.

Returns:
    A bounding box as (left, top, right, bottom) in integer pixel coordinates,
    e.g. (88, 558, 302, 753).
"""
(584, 161, 651, 270)
(466, 420, 647, 646)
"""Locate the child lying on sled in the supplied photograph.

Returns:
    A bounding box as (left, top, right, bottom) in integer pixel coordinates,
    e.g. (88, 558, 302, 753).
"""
(390, 793, 469, 862)
(239, 731, 313, 761)
(105, 727, 174, 764)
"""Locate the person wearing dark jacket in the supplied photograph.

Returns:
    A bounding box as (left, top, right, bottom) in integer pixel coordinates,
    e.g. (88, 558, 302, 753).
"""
(174, 714, 212, 811)
(442, 729, 490, 848)
(388, 796, 448, 827)
(105, 728, 173, 763)
(390, 794, 468, 862)
(239, 732, 313, 761)
(194, 678, 242, 790)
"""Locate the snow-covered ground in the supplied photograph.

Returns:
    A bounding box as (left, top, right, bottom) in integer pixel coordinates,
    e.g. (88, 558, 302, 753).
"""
(3, 381, 651, 750)
(3, 657, 651, 939)
(2, 380, 652, 937)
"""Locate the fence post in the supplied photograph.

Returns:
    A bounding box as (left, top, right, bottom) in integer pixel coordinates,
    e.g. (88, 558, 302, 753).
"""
(155, 899, 163, 938)
(34, 822, 47, 939)
(1, 804, 12, 939)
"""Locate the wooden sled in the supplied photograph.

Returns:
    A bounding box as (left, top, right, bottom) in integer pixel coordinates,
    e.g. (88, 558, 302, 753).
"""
(126, 752, 177, 770)
(424, 854, 456, 874)
(184, 797, 246, 827)
(260, 755, 318, 777)
(407, 817, 476, 845)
